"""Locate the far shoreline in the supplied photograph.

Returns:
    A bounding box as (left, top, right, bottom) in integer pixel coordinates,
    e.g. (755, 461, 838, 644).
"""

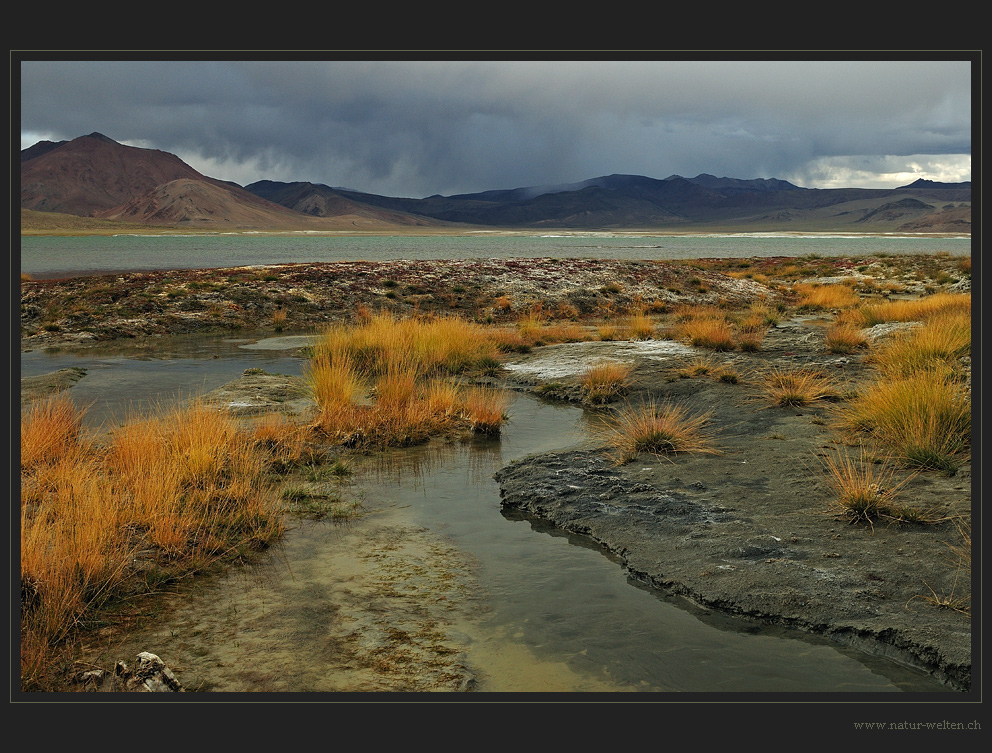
(20, 227, 972, 240)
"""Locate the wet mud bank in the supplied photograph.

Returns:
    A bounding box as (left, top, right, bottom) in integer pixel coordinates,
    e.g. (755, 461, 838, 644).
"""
(494, 335, 972, 692)
(495, 449, 971, 691)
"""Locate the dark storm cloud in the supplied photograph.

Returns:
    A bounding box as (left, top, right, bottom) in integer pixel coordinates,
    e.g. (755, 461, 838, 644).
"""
(19, 58, 973, 196)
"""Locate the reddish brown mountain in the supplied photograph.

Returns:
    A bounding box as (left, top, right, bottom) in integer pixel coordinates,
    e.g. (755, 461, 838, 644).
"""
(21, 132, 212, 215)
(20, 132, 445, 230)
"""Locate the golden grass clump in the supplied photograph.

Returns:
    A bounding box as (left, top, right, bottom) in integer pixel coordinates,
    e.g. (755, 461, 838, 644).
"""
(580, 360, 633, 404)
(736, 331, 767, 352)
(250, 412, 318, 469)
(763, 366, 840, 407)
(838, 370, 970, 474)
(819, 448, 916, 525)
(517, 312, 589, 346)
(845, 292, 971, 328)
(20, 458, 137, 682)
(600, 399, 718, 464)
(305, 354, 364, 439)
(488, 325, 532, 353)
(20, 395, 86, 471)
(673, 308, 737, 351)
(306, 313, 512, 446)
(423, 379, 463, 420)
(20, 398, 284, 690)
(868, 311, 971, 378)
(824, 322, 868, 354)
(597, 322, 622, 341)
(792, 282, 860, 311)
(827, 292, 971, 474)
(312, 311, 501, 379)
(674, 354, 720, 378)
(461, 385, 510, 435)
(622, 309, 656, 340)
(734, 304, 776, 331)
(541, 320, 589, 344)
(516, 311, 548, 344)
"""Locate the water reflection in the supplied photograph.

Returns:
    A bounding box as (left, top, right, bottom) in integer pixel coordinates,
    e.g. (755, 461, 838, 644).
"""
(24, 335, 952, 693)
(20, 333, 312, 429)
(348, 395, 951, 693)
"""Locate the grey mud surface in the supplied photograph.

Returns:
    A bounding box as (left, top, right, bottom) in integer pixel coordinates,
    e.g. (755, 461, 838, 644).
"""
(494, 319, 972, 692)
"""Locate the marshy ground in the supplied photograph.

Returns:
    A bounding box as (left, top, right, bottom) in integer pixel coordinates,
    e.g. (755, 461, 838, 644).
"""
(18, 252, 974, 693)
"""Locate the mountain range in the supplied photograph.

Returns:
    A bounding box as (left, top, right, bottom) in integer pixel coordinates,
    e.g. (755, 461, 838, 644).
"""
(20, 132, 972, 233)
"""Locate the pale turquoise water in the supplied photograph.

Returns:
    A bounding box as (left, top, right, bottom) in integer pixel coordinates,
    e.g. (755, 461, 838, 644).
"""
(20, 232, 970, 279)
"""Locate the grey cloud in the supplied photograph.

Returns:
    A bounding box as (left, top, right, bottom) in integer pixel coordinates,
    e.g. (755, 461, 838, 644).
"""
(19, 58, 973, 196)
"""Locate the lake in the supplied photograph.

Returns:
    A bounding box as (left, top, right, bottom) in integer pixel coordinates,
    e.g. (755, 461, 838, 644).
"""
(20, 231, 971, 279)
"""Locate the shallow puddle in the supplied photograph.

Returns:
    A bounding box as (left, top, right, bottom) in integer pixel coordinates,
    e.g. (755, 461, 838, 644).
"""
(20, 332, 314, 428)
(26, 333, 952, 694)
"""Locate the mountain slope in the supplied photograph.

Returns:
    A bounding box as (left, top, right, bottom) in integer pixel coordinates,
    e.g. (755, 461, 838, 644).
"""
(312, 174, 970, 232)
(21, 133, 971, 233)
(20, 134, 448, 230)
(21, 132, 210, 216)
(244, 180, 443, 227)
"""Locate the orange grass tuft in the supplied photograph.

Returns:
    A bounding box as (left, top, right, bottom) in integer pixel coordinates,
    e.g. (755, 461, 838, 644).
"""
(793, 282, 860, 310)
(461, 385, 510, 435)
(580, 360, 633, 404)
(763, 366, 839, 407)
(20, 398, 284, 690)
(600, 399, 718, 464)
(838, 370, 970, 473)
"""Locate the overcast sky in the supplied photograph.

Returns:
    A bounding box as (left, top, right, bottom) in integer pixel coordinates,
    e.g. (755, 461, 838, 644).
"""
(18, 56, 974, 198)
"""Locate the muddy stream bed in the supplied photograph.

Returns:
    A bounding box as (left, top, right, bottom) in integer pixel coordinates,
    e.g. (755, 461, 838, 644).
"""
(20, 331, 959, 695)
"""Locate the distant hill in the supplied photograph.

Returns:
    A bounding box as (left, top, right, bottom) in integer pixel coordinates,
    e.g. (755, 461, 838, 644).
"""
(255, 173, 970, 232)
(20, 133, 446, 231)
(21, 133, 971, 233)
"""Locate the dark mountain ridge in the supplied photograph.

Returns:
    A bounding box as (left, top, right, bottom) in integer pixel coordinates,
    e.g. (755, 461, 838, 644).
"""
(274, 173, 970, 231)
(21, 133, 971, 233)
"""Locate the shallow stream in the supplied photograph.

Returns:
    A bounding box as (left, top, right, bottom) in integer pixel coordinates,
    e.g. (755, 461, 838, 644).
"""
(21, 334, 952, 694)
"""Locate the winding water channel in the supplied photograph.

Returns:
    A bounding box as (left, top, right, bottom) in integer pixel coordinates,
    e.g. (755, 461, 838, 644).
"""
(21, 333, 952, 694)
